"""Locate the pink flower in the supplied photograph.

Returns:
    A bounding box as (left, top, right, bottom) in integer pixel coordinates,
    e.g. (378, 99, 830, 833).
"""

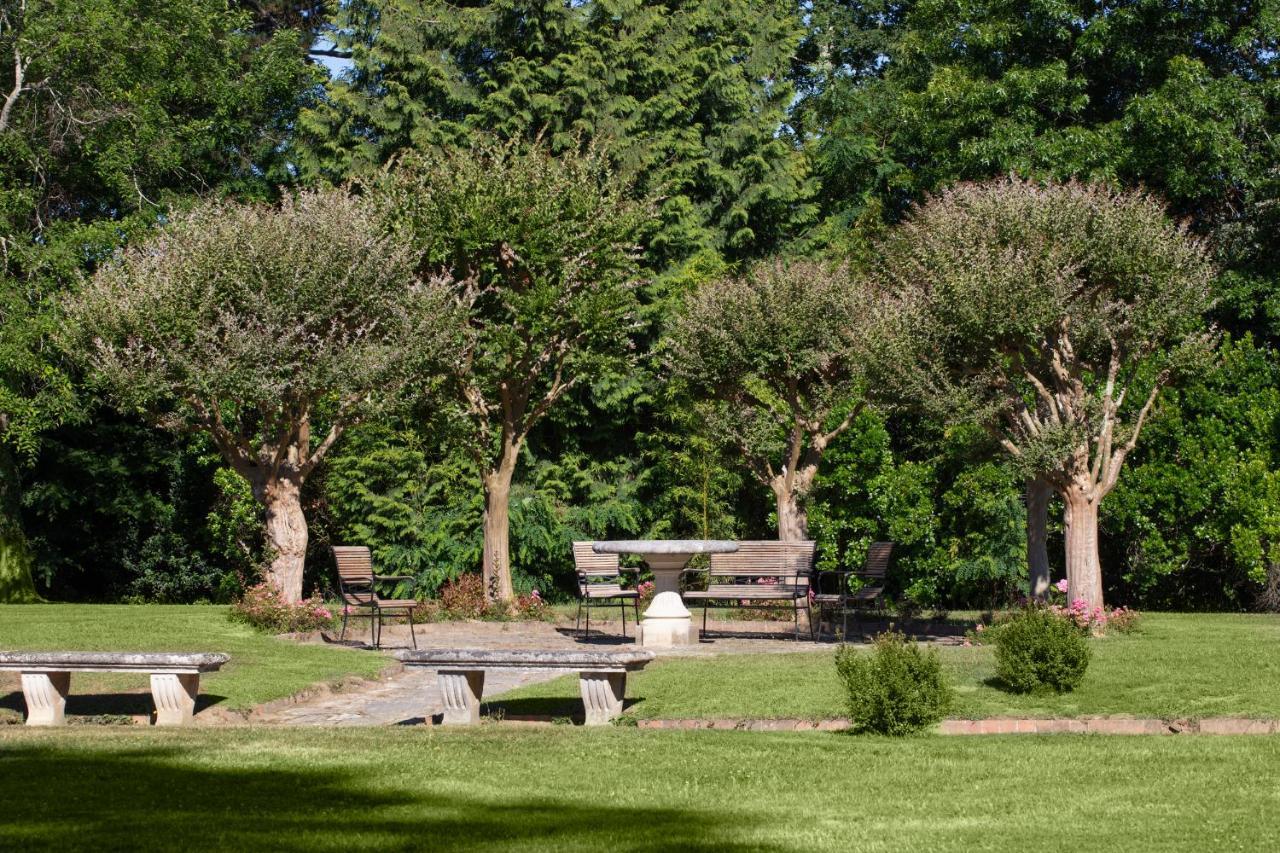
(1055, 579, 1070, 594)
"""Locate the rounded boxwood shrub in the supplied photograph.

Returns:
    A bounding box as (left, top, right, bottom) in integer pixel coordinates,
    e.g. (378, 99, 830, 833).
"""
(994, 607, 1091, 693)
(835, 630, 952, 735)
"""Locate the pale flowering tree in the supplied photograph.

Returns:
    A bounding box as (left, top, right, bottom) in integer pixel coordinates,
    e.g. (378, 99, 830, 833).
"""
(65, 189, 457, 601)
(376, 140, 644, 603)
(666, 257, 895, 540)
(879, 179, 1215, 608)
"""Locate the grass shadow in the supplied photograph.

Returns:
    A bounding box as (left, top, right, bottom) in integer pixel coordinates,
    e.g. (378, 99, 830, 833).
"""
(0, 739, 776, 851)
(1, 689, 227, 720)
(481, 695, 643, 724)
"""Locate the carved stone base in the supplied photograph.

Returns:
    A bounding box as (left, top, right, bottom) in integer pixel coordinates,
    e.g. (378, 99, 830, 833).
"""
(21, 672, 70, 726)
(579, 672, 626, 725)
(438, 669, 485, 725)
(150, 673, 200, 726)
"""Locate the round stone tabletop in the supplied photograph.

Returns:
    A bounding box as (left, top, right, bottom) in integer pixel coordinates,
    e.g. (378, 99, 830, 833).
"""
(591, 540, 739, 555)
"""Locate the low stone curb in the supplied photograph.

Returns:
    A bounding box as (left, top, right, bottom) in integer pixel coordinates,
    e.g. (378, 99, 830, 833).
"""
(634, 717, 1280, 734)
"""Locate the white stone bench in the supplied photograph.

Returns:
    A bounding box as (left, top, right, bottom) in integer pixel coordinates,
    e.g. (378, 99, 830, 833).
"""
(0, 651, 229, 726)
(396, 648, 655, 726)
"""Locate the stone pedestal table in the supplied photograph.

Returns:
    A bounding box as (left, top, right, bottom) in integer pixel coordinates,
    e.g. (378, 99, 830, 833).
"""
(591, 540, 738, 647)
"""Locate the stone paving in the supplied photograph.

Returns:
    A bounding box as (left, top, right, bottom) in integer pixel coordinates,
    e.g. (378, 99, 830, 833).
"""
(248, 616, 910, 727)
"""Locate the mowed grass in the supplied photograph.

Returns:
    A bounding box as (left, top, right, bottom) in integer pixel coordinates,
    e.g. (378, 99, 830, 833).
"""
(0, 605, 388, 711)
(494, 613, 1280, 720)
(0, 727, 1276, 852)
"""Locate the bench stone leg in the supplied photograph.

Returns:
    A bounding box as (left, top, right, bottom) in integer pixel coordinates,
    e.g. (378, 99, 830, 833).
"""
(579, 671, 626, 725)
(21, 672, 70, 726)
(438, 669, 484, 725)
(151, 673, 200, 726)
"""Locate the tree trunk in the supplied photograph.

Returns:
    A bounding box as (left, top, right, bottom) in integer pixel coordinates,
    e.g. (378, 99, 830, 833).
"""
(1026, 477, 1051, 600)
(482, 441, 519, 603)
(1062, 486, 1103, 609)
(771, 479, 808, 541)
(0, 445, 40, 603)
(256, 473, 308, 603)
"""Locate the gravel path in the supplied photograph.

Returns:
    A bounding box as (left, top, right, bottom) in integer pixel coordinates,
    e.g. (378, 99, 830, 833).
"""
(248, 616, 964, 727)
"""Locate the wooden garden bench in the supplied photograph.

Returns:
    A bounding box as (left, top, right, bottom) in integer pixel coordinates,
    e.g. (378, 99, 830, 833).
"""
(681, 540, 817, 641)
(0, 651, 229, 726)
(396, 648, 654, 726)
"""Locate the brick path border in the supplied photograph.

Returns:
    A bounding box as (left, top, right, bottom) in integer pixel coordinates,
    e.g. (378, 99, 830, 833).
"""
(631, 717, 1279, 734)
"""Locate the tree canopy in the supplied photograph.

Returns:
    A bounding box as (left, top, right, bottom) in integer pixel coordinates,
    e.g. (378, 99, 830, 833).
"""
(878, 178, 1215, 607)
(65, 189, 457, 600)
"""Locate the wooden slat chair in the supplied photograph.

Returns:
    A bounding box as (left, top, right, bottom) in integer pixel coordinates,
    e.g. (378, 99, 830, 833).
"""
(573, 542, 640, 642)
(682, 541, 817, 641)
(813, 541, 894, 638)
(332, 546, 419, 650)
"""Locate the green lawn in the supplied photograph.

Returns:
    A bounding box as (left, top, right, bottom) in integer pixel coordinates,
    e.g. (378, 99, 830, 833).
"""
(0, 605, 389, 712)
(495, 613, 1280, 720)
(0, 727, 1276, 851)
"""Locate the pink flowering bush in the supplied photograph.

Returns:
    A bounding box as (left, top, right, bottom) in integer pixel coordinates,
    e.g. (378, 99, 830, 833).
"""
(431, 574, 551, 621)
(230, 583, 334, 633)
(636, 580, 656, 602)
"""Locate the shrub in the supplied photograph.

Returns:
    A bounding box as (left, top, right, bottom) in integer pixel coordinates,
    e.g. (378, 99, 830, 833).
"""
(994, 607, 1091, 693)
(435, 573, 551, 621)
(230, 583, 334, 633)
(439, 573, 487, 618)
(835, 630, 952, 735)
(1105, 606, 1142, 634)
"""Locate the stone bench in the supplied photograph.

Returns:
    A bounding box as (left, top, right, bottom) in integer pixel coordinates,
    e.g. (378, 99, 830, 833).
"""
(0, 651, 230, 726)
(396, 648, 655, 726)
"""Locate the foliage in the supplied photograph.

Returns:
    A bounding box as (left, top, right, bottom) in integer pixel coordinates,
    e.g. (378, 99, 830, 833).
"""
(63, 188, 457, 599)
(1102, 337, 1280, 609)
(374, 138, 644, 600)
(229, 583, 335, 633)
(304, 0, 814, 264)
(432, 572, 549, 621)
(878, 178, 1215, 605)
(993, 606, 1091, 694)
(835, 630, 951, 735)
(666, 257, 895, 536)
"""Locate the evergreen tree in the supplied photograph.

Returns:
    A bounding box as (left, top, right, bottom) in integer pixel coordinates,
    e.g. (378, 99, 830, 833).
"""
(301, 0, 815, 265)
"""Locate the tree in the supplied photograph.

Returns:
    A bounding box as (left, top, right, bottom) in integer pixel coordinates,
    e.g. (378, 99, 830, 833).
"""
(302, 0, 814, 266)
(666, 257, 892, 540)
(0, 274, 74, 601)
(375, 140, 644, 602)
(64, 189, 456, 601)
(878, 179, 1215, 608)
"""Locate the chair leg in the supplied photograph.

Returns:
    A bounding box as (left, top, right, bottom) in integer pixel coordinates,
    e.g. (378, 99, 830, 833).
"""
(620, 600, 627, 640)
(575, 602, 583, 635)
(584, 607, 590, 643)
(702, 605, 709, 640)
(373, 608, 381, 649)
(407, 606, 418, 650)
(340, 607, 349, 642)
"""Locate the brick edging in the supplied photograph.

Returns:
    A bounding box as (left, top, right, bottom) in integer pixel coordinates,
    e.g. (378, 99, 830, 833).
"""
(633, 717, 1280, 734)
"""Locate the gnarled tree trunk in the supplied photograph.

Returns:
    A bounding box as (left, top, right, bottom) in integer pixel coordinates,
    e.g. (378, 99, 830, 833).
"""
(248, 470, 308, 603)
(1026, 477, 1052, 600)
(771, 477, 809, 541)
(482, 438, 519, 603)
(1062, 484, 1103, 609)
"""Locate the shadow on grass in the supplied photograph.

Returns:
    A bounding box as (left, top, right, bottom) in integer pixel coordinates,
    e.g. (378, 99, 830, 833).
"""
(0, 741, 771, 852)
(480, 695, 643, 724)
(0, 690, 227, 720)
